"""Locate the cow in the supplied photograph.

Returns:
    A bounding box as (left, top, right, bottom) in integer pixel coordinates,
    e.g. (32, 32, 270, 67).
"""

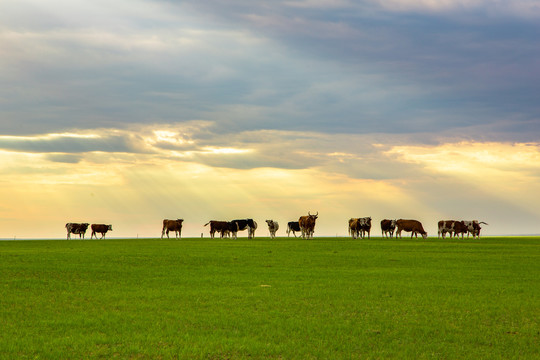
(161, 219, 183, 239)
(266, 220, 279, 239)
(438, 220, 456, 239)
(381, 219, 397, 238)
(65, 223, 89, 240)
(204, 221, 238, 239)
(396, 219, 428, 239)
(349, 218, 360, 239)
(349, 217, 371, 239)
(452, 221, 469, 239)
(299, 211, 318, 239)
(286, 221, 301, 237)
(91, 224, 113, 239)
(463, 220, 488, 239)
(231, 219, 258, 239)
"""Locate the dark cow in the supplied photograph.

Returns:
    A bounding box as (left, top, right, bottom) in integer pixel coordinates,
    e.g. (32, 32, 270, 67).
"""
(231, 219, 258, 239)
(360, 217, 372, 239)
(452, 221, 469, 239)
(161, 219, 184, 239)
(299, 212, 318, 239)
(286, 221, 301, 237)
(396, 219, 428, 239)
(204, 221, 238, 239)
(266, 220, 279, 239)
(381, 219, 397, 238)
(65, 222, 89, 240)
(91, 224, 112, 239)
(349, 217, 371, 239)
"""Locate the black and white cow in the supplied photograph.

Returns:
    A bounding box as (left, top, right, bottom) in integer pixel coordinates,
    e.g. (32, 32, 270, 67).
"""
(286, 221, 301, 237)
(231, 219, 258, 239)
(380, 219, 397, 238)
(66, 222, 89, 240)
(266, 220, 279, 239)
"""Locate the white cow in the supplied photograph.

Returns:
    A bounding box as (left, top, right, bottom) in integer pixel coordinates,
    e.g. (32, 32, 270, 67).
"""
(266, 220, 279, 239)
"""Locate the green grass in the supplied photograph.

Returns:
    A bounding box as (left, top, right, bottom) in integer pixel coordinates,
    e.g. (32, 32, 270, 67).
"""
(1, 237, 538, 359)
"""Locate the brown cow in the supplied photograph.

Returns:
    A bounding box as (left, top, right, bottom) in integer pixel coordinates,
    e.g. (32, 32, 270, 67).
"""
(438, 220, 468, 239)
(452, 221, 469, 239)
(396, 219, 428, 239)
(349, 217, 371, 239)
(299, 211, 318, 239)
(91, 224, 113, 239)
(65, 223, 89, 240)
(204, 221, 238, 239)
(161, 219, 184, 239)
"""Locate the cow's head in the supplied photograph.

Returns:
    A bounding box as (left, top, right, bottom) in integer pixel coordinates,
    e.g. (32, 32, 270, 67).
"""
(176, 219, 184, 224)
(108, 225, 113, 231)
(422, 232, 428, 239)
(308, 211, 318, 220)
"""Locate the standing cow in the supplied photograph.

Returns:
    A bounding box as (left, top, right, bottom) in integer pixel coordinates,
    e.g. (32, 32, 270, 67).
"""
(349, 217, 371, 239)
(438, 220, 455, 239)
(231, 219, 258, 239)
(204, 221, 238, 239)
(463, 220, 488, 239)
(161, 219, 184, 239)
(381, 219, 397, 238)
(299, 212, 318, 239)
(286, 221, 301, 237)
(266, 220, 279, 239)
(396, 219, 428, 239)
(65, 223, 89, 240)
(91, 224, 113, 239)
(438, 220, 468, 239)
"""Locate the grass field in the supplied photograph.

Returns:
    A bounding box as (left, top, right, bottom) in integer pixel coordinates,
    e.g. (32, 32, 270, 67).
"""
(0, 236, 538, 359)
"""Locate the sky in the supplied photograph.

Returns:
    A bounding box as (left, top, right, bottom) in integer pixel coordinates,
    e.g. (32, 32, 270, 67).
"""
(1, 0, 540, 238)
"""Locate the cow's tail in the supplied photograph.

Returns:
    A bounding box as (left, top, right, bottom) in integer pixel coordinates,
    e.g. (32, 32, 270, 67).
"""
(204, 222, 210, 227)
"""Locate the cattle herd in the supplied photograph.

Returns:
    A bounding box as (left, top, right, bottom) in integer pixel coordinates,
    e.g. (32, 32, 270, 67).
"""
(64, 213, 488, 240)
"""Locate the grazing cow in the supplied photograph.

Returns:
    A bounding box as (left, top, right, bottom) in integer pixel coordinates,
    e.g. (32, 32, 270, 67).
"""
(266, 220, 279, 239)
(204, 221, 238, 239)
(231, 219, 258, 239)
(161, 219, 184, 239)
(463, 220, 488, 239)
(65, 223, 89, 240)
(91, 224, 113, 239)
(286, 221, 301, 237)
(299, 212, 318, 239)
(396, 219, 428, 239)
(380, 219, 397, 238)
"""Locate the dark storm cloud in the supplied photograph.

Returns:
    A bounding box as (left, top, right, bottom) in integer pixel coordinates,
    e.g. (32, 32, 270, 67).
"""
(1, 0, 539, 141)
(0, 134, 137, 154)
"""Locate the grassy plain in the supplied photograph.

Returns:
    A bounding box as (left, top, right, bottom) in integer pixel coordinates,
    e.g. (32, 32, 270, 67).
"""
(0, 236, 538, 359)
